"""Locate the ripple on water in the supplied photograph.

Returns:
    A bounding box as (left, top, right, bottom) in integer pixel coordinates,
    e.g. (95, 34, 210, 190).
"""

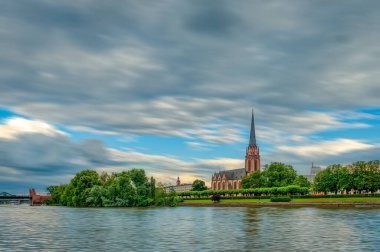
(1, 205, 380, 251)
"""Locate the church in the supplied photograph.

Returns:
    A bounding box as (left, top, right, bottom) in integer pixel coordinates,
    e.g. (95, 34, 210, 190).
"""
(211, 112, 260, 190)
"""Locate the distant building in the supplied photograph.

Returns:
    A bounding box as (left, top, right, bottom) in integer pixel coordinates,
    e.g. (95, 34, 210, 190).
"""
(306, 163, 321, 181)
(211, 111, 261, 190)
(164, 177, 192, 193)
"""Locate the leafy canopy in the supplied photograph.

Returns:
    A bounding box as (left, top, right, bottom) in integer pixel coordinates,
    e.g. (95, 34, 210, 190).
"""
(192, 179, 208, 191)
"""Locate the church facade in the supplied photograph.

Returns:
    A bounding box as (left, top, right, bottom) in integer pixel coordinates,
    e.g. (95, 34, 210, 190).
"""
(211, 112, 260, 190)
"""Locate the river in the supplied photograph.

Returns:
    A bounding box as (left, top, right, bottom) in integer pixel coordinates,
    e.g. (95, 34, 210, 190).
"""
(1, 205, 379, 251)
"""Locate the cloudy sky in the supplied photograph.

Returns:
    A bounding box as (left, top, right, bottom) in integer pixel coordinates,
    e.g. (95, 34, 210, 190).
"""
(1, 0, 380, 193)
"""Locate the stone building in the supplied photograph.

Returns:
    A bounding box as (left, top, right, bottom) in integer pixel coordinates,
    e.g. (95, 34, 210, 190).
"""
(211, 112, 261, 190)
(306, 163, 322, 182)
(164, 177, 192, 193)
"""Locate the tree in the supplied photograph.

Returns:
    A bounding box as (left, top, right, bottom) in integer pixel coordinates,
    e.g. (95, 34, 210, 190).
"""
(192, 179, 207, 191)
(351, 161, 380, 193)
(46, 184, 69, 205)
(47, 168, 180, 207)
(86, 185, 107, 207)
(148, 176, 156, 201)
(263, 162, 297, 187)
(99, 171, 110, 186)
(313, 164, 356, 194)
(334, 165, 352, 193)
(241, 171, 265, 188)
(241, 163, 298, 189)
(294, 175, 311, 188)
(313, 168, 332, 194)
(69, 170, 101, 206)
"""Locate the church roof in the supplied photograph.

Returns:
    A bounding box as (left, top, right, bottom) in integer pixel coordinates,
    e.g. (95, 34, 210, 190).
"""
(215, 168, 246, 180)
(249, 110, 257, 146)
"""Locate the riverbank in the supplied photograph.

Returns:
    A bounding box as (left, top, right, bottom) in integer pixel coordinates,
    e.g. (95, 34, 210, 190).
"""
(180, 197, 380, 207)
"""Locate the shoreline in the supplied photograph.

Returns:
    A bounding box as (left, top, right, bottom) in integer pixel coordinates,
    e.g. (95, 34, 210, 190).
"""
(180, 202, 380, 208)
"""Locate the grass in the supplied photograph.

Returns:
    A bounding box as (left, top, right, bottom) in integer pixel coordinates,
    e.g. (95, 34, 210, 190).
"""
(183, 198, 270, 204)
(292, 197, 380, 203)
(182, 197, 380, 204)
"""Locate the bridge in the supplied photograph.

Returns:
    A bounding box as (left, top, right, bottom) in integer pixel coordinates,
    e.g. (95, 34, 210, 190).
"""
(0, 192, 30, 205)
(0, 189, 51, 206)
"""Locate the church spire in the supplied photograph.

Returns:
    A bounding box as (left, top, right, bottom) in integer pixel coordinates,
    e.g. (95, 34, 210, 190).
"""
(249, 109, 256, 146)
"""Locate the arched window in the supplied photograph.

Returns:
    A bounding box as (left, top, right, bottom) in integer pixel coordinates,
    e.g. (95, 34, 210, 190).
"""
(234, 181, 237, 189)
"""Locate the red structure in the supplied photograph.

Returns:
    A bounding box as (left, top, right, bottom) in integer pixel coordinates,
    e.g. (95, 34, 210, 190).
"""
(211, 111, 261, 190)
(29, 188, 51, 206)
(244, 111, 260, 174)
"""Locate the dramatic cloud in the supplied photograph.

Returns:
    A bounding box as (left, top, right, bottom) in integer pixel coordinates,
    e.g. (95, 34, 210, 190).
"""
(1, 1, 380, 192)
(0, 118, 243, 189)
(0, 118, 111, 191)
(1, 1, 380, 139)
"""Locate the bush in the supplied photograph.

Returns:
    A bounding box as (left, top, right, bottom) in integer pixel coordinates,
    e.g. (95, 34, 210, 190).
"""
(211, 194, 221, 202)
(176, 185, 310, 198)
(270, 196, 291, 202)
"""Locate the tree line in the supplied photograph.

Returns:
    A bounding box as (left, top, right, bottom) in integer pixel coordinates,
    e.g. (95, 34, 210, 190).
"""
(313, 161, 380, 194)
(47, 169, 180, 207)
(188, 160, 380, 196)
(241, 162, 311, 189)
(47, 160, 380, 207)
(177, 185, 309, 197)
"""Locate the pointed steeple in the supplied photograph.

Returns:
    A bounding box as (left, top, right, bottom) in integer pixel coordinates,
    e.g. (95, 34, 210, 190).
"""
(249, 109, 256, 146)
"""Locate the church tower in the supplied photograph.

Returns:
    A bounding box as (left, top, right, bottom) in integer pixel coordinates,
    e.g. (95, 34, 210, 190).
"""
(245, 111, 260, 174)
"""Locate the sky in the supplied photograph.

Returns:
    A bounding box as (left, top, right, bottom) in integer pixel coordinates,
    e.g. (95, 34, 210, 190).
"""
(1, 0, 380, 193)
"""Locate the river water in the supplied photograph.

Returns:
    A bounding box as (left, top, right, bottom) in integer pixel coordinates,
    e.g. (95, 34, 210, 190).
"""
(1, 205, 379, 251)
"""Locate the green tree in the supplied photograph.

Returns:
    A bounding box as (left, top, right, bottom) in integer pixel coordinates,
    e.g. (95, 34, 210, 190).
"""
(46, 184, 69, 205)
(86, 185, 107, 207)
(192, 179, 207, 191)
(335, 165, 352, 193)
(263, 162, 297, 187)
(313, 164, 353, 194)
(294, 175, 311, 188)
(105, 172, 136, 206)
(241, 171, 265, 188)
(99, 171, 110, 186)
(148, 176, 156, 201)
(47, 169, 179, 207)
(154, 182, 180, 207)
(351, 161, 380, 193)
(69, 170, 101, 206)
(313, 168, 333, 194)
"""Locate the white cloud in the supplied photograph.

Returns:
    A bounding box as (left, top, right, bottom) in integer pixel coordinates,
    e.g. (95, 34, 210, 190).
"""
(278, 139, 376, 158)
(102, 148, 244, 185)
(0, 117, 67, 140)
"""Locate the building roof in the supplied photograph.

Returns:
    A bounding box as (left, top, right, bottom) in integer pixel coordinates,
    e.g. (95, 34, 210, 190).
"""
(249, 110, 257, 146)
(214, 168, 246, 180)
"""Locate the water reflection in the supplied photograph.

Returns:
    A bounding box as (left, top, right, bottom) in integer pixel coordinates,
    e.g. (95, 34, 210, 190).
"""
(0, 205, 379, 251)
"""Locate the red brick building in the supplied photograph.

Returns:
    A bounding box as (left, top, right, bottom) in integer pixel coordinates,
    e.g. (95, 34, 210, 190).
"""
(211, 111, 260, 190)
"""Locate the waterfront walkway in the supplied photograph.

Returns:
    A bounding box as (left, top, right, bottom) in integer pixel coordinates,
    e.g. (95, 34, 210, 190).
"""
(181, 202, 380, 207)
